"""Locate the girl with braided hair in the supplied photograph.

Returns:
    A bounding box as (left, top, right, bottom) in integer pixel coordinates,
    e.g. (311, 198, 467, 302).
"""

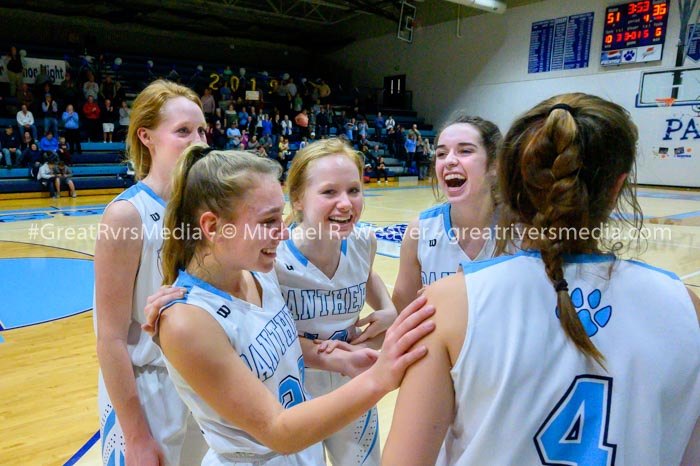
(383, 93, 700, 465)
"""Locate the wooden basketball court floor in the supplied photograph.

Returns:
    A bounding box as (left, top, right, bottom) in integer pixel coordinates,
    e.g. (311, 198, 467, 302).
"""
(1, 181, 699, 465)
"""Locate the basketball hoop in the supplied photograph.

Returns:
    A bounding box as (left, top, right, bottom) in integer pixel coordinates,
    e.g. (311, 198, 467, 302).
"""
(655, 97, 676, 107)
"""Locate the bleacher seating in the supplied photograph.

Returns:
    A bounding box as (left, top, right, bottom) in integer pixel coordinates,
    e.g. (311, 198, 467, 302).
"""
(1, 43, 439, 195)
(0, 141, 132, 196)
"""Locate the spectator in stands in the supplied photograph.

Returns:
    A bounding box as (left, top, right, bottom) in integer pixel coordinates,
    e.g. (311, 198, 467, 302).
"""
(299, 136, 308, 150)
(18, 83, 34, 109)
(310, 79, 331, 103)
(333, 109, 345, 135)
(286, 77, 298, 103)
(240, 129, 249, 149)
(405, 133, 418, 172)
(55, 161, 77, 198)
(40, 82, 53, 103)
(118, 100, 130, 142)
(39, 130, 59, 161)
(37, 159, 59, 198)
(397, 125, 408, 160)
(247, 134, 260, 152)
(201, 88, 216, 122)
(417, 138, 432, 181)
(255, 144, 268, 158)
(212, 120, 227, 149)
(358, 118, 369, 141)
(238, 106, 249, 130)
(102, 98, 117, 143)
(219, 80, 232, 102)
(368, 144, 382, 165)
(83, 95, 101, 142)
(60, 70, 81, 108)
(62, 104, 82, 154)
(19, 129, 34, 153)
(1, 125, 23, 167)
(224, 103, 237, 128)
(408, 123, 421, 140)
(42, 94, 59, 137)
(260, 113, 272, 138)
(295, 109, 309, 138)
(259, 133, 273, 155)
(26, 142, 43, 169)
(281, 114, 293, 138)
(374, 112, 385, 140)
(100, 75, 118, 102)
(345, 117, 357, 142)
(293, 93, 303, 113)
(358, 135, 371, 150)
(315, 107, 329, 137)
(248, 106, 258, 135)
(225, 121, 241, 149)
(4, 46, 24, 98)
(277, 136, 290, 177)
(376, 155, 388, 183)
(17, 104, 38, 140)
(57, 136, 71, 165)
(385, 114, 396, 133)
(83, 72, 100, 101)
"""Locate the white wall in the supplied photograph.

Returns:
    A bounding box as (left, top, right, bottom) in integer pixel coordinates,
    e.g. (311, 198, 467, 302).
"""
(330, 0, 700, 187)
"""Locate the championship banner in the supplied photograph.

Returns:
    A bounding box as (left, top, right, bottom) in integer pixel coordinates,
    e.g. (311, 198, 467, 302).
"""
(0, 56, 67, 84)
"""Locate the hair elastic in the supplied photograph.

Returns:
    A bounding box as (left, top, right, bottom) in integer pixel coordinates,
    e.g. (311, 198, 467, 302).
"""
(548, 103, 575, 116)
(554, 279, 569, 292)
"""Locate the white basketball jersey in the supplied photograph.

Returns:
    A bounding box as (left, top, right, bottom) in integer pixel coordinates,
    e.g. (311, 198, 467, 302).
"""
(94, 181, 166, 367)
(439, 251, 700, 465)
(416, 203, 495, 286)
(275, 228, 372, 341)
(160, 270, 325, 465)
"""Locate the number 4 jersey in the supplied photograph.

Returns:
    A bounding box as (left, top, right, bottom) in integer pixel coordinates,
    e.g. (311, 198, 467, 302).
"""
(439, 251, 700, 466)
(159, 270, 325, 465)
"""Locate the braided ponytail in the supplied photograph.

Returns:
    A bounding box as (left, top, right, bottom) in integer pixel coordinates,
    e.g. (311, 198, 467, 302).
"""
(498, 93, 640, 368)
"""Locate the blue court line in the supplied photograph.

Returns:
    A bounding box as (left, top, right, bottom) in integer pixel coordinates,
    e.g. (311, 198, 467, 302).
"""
(637, 191, 700, 201)
(64, 430, 100, 466)
(0, 206, 55, 215)
(662, 210, 700, 220)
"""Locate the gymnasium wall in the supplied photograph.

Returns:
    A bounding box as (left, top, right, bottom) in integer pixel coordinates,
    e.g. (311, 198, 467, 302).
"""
(330, 0, 700, 188)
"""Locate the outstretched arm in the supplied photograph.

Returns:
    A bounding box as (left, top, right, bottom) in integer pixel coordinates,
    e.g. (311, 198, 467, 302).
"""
(159, 295, 435, 455)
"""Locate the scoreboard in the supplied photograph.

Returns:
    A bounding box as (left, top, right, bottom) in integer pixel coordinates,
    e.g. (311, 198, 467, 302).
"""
(601, 0, 669, 65)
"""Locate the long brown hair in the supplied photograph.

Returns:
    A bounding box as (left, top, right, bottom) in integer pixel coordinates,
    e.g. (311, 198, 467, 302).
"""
(161, 144, 282, 284)
(497, 93, 641, 367)
(126, 80, 202, 180)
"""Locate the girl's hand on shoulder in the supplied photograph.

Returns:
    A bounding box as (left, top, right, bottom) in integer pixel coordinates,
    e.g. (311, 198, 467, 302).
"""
(141, 285, 186, 334)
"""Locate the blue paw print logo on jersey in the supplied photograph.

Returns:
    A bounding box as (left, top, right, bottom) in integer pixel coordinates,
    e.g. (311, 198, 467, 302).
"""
(556, 288, 612, 337)
(623, 50, 636, 62)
